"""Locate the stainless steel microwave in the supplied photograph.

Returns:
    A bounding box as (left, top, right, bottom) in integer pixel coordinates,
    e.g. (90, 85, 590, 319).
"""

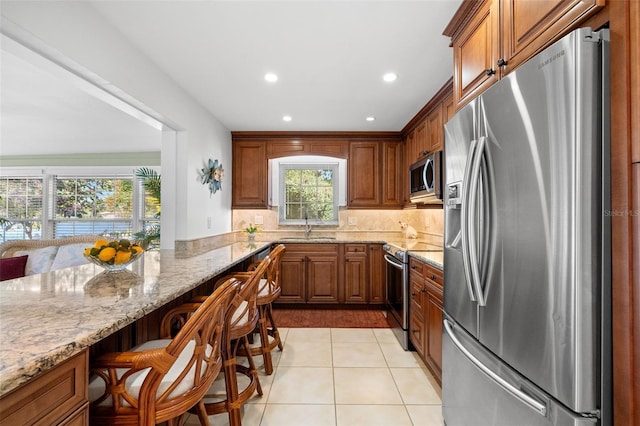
(409, 151, 443, 204)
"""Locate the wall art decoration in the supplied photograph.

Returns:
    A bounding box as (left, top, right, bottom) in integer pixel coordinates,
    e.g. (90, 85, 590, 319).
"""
(200, 158, 224, 195)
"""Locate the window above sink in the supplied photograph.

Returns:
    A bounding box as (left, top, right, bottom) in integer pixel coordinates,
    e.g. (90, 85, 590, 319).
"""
(269, 156, 346, 226)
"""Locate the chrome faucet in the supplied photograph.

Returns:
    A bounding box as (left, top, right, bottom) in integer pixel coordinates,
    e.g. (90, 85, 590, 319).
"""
(304, 208, 312, 238)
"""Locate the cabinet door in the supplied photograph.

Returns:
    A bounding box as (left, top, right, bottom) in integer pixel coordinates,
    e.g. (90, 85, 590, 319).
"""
(501, 0, 605, 73)
(345, 255, 367, 304)
(368, 244, 385, 304)
(425, 283, 443, 385)
(278, 254, 306, 303)
(307, 254, 340, 303)
(348, 141, 381, 207)
(452, 0, 500, 108)
(426, 106, 444, 152)
(409, 274, 426, 358)
(232, 140, 268, 208)
(443, 93, 456, 127)
(381, 141, 402, 207)
(414, 121, 429, 160)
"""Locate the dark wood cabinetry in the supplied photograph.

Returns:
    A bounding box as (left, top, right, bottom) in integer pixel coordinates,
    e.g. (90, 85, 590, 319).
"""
(408, 256, 443, 385)
(232, 140, 268, 208)
(444, 0, 604, 109)
(348, 140, 402, 208)
(231, 134, 401, 210)
(276, 243, 385, 306)
(344, 244, 368, 304)
(368, 244, 385, 304)
(0, 350, 89, 426)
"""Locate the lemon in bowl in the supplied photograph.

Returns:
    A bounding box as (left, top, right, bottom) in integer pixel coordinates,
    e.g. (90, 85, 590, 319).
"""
(84, 238, 144, 272)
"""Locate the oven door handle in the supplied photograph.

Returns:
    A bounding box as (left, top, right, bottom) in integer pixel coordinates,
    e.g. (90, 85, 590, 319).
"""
(384, 254, 404, 269)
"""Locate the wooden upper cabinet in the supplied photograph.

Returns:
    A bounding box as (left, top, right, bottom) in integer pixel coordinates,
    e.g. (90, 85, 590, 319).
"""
(381, 141, 402, 207)
(232, 140, 268, 208)
(426, 105, 444, 152)
(267, 138, 349, 158)
(443, 93, 455, 126)
(501, 0, 605, 72)
(414, 121, 429, 160)
(348, 141, 381, 208)
(451, 0, 500, 108)
(445, 0, 604, 109)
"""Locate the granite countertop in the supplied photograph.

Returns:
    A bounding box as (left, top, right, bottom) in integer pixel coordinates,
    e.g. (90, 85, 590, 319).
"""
(0, 241, 270, 397)
(407, 251, 444, 270)
(0, 234, 443, 397)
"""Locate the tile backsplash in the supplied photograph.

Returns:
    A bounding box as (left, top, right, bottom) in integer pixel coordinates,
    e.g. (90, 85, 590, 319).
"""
(233, 207, 444, 239)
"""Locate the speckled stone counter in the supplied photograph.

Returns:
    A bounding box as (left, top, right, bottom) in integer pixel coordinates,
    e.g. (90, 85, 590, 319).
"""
(0, 234, 444, 398)
(407, 251, 444, 270)
(0, 241, 270, 397)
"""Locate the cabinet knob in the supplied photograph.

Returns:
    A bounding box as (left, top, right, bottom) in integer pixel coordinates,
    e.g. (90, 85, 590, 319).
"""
(421, 287, 427, 293)
(412, 292, 417, 297)
(497, 58, 508, 67)
(411, 265, 418, 270)
(430, 275, 436, 280)
(485, 68, 496, 76)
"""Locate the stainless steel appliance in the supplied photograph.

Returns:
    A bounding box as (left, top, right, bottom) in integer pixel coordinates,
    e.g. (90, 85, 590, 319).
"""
(443, 27, 611, 425)
(409, 151, 443, 204)
(383, 241, 443, 349)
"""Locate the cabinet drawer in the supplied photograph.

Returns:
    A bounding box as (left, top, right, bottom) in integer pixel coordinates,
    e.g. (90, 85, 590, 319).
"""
(283, 243, 338, 253)
(345, 244, 367, 254)
(424, 264, 443, 289)
(409, 258, 424, 276)
(0, 350, 88, 426)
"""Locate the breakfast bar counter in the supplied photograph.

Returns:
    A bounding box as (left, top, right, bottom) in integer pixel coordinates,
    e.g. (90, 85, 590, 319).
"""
(0, 241, 270, 398)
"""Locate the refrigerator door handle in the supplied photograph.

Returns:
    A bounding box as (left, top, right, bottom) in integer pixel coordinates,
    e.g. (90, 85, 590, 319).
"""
(461, 139, 478, 302)
(444, 319, 548, 417)
(467, 136, 487, 306)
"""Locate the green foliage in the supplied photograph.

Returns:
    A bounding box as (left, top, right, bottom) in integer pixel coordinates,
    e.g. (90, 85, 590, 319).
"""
(134, 168, 161, 248)
(284, 168, 334, 221)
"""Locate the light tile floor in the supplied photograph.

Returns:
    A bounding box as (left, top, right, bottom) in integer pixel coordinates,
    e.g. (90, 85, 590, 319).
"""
(184, 327, 444, 426)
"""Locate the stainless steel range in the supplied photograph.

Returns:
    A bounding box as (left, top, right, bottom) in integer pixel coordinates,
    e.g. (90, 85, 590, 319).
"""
(383, 241, 443, 349)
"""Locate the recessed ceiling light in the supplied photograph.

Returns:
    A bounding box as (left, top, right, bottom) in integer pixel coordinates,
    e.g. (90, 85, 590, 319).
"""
(383, 72, 397, 82)
(265, 73, 278, 82)
(282, 115, 292, 122)
(366, 116, 376, 122)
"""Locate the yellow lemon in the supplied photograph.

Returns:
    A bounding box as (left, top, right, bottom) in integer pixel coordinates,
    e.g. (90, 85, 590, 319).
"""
(132, 245, 143, 254)
(84, 247, 91, 256)
(114, 250, 132, 265)
(95, 239, 109, 248)
(98, 247, 116, 262)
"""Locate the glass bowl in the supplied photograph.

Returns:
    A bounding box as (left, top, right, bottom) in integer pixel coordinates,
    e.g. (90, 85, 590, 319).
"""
(84, 251, 143, 272)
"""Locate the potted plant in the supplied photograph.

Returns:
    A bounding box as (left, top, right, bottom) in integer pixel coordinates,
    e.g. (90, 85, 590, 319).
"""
(243, 223, 260, 241)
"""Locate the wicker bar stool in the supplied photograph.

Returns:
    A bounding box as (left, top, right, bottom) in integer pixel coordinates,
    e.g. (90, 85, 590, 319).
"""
(88, 279, 236, 426)
(192, 255, 271, 426)
(240, 244, 286, 375)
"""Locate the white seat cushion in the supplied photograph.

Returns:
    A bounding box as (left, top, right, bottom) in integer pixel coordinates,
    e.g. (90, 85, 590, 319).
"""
(15, 246, 58, 275)
(89, 339, 212, 407)
(231, 300, 250, 326)
(50, 243, 90, 271)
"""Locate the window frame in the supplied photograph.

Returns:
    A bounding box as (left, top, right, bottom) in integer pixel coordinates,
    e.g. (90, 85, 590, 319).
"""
(278, 163, 339, 226)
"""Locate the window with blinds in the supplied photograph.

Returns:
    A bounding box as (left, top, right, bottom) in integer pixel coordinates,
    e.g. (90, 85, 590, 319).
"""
(0, 176, 44, 241)
(51, 176, 134, 238)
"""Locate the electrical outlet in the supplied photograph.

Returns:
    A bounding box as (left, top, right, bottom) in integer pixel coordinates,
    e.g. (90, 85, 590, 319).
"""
(348, 217, 357, 226)
(207, 216, 212, 229)
(255, 215, 264, 225)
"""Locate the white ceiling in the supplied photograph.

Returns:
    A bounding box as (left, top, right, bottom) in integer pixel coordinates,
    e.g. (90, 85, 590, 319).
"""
(0, 0, 462, 156)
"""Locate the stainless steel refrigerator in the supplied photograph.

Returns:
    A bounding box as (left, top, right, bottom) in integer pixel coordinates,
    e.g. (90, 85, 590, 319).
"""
(442, 27, 611, 426)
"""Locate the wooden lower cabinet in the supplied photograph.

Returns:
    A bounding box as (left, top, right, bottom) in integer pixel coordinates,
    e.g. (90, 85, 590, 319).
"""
(0, 349, 89, 426)
(307, 252, 340, 303)
(408, 257, 444, 384)
(368, 244, 385, 304)
(277, 243, 385, 305)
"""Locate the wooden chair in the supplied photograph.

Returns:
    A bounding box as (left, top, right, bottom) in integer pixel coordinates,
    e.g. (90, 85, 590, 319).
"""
(88, 279, 237, 426)
(240, 244, 286, 375)
(193, 255, 271, 426)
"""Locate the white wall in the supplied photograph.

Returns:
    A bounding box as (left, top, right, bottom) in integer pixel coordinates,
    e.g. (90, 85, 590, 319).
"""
(1, 1, 232, 246)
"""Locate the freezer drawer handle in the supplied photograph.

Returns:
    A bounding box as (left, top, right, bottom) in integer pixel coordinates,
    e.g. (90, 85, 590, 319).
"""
(443, 319, 548, 417)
